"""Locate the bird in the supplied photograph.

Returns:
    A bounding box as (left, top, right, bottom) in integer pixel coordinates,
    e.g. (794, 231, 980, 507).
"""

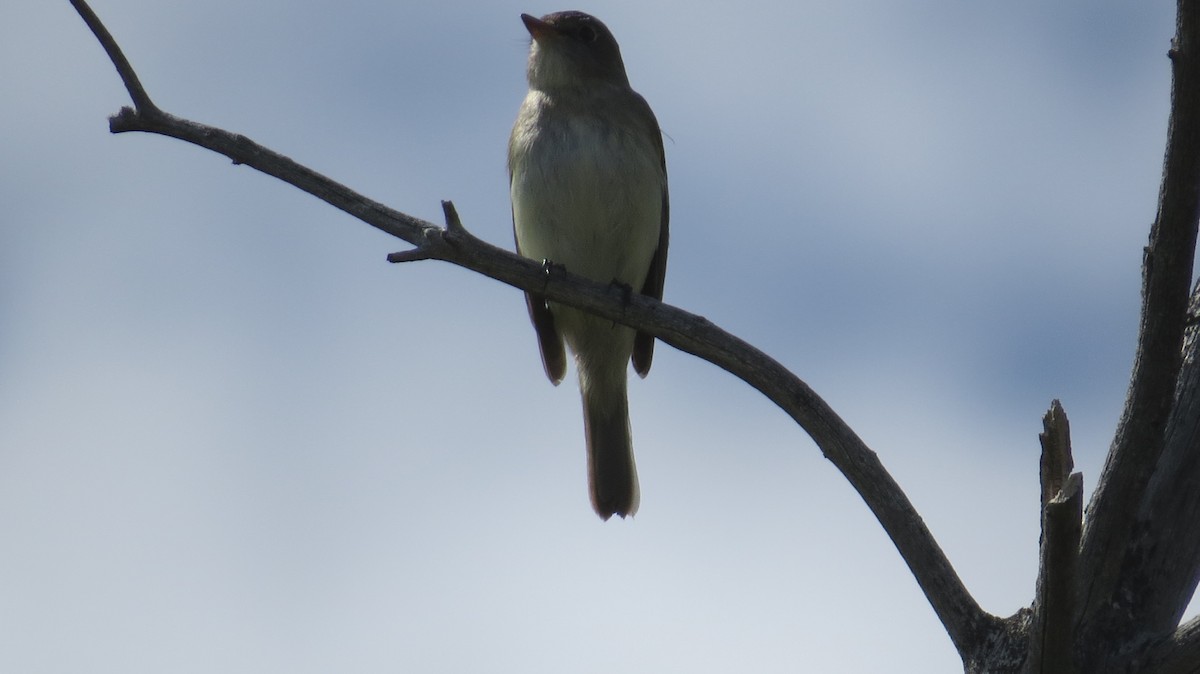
(508, 11, 669, 520)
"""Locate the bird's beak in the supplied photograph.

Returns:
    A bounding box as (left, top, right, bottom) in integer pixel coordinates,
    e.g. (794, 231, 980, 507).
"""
(520, 13, 554, 41)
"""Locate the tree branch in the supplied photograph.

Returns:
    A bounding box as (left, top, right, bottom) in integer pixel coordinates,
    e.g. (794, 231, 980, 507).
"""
(1027, 402, 1081, 674)
(67, 0, 157, 114)
(69, 0, 996, 660)
(1077, 0, 1200, 648)
(1038, 400, 1074, 512)
(1107, 280, 1200, 647)
(1155, 615, 1200, 674)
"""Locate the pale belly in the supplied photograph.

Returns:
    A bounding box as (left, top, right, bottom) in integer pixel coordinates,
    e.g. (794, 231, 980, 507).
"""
(510, 112, 663, 292)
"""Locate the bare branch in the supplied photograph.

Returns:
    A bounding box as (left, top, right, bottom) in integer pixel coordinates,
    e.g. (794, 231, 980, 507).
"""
(441, 200, 468, 235)
(108, 103, 444, 250)
(1103, 280, 1200, 649)
(386, 248, 435, 263)
(1038, 400, 1074, 510)
(1028, 471, 1082, 674)
(68, 0, 157, 114)
(1078, 0, 1200, 645)
(69, 0, 996, 660)
(385, 203, 470, 263)
(1027, 402, 1081, 674)
(1155, 615, 1200, 674)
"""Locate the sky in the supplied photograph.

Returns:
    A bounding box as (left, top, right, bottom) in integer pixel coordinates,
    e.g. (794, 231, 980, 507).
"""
(0, 1, 1182, 672)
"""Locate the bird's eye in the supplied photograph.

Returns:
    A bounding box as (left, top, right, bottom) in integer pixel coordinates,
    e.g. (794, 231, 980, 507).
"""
(577, 25, 598, 43)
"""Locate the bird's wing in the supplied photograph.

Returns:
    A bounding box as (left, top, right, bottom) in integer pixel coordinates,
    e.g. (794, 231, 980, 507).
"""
(632, 96, 669, 378)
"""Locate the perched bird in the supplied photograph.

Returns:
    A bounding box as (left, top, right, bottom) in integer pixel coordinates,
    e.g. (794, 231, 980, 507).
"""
(508, 11, 669, 520)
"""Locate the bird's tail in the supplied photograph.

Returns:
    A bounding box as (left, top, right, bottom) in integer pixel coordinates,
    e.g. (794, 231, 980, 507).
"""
(579, 361, 640, 520)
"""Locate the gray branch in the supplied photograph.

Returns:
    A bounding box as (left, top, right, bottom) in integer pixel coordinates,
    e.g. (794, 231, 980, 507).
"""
(1156, 615, 1200, 674)
(1077, 0, 1200, 649)
(1027, 402, 1082, 674)
(1111, 280, 1200, 645)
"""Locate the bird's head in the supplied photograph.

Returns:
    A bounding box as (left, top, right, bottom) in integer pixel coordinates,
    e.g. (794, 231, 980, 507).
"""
(521, 11, 630, 90)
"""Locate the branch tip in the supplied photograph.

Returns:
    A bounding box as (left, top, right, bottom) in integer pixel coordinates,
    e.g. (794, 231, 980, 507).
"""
(387, 248, 434, 264)
(441, 200, 465, 234)
(1039, 400, 1074, 510)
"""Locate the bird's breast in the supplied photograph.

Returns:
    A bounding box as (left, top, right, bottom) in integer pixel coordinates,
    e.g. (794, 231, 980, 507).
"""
(510, 92, 663, 289)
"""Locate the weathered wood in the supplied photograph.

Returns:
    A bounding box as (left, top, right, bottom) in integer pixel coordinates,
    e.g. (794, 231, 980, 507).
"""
(1076, 1, 1200, 667)
(1025, 402, 1081, 673)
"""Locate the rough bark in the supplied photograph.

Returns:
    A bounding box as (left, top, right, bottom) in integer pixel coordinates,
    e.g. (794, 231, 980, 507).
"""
(1027, 402, 1081, 674)
(1074, 0, 1200, 668)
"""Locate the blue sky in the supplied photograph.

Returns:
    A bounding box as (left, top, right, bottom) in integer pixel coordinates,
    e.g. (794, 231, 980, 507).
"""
(0, 1, 1181, 671)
